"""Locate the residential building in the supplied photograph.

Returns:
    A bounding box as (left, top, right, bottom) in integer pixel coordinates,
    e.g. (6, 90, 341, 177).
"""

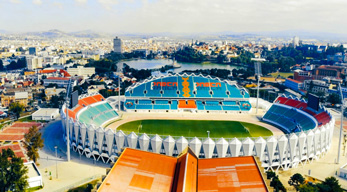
(67, 66, 95, 78)
(113, 36, 122, 53)
(0, 91, 29, 107)
(43, 77, 72, 88)
(285, 78, 303, 92)
(26, 56, 43, 70)
(303, 80, 329, 94)
(28, 47, 37, 55)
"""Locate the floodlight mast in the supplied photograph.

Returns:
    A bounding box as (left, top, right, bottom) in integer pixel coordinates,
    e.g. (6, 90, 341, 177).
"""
(118, 63, 122, 112)
(337, 83, 344, 164)
(65, 78, 72, 162)
(251, 58, 265, 115)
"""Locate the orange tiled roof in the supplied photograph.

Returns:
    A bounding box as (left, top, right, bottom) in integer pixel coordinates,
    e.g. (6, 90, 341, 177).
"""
(98, 148, 268, 192)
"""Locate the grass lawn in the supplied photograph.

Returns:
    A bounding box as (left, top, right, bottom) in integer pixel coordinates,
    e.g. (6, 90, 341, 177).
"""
(117, 119, 272, 138)
(270, 72, 293, 78)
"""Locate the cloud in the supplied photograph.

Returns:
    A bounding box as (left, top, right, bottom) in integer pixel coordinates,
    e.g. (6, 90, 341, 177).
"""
(74, 0, 88, 4)
(53, 2, 63, 9)
(9, 0, 21, 3)
(97, 0, 118, 10)
(32, 0, 42, 5)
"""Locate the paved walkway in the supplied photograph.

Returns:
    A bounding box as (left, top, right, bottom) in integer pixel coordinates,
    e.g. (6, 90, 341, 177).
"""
(106, 109, 285, 136)
(278, 114, 347, 191)
(37, 120, 108, 192)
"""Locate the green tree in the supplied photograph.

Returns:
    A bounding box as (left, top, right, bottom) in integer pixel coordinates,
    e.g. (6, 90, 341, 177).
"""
(270, 176, 287, 192)
(24, 126, 44, 163)
(297, 183, 318, 192)
(327, 93, 340, 105)
(317, 177, 343, 192)
(288, 173, 305, 190)
(9, 102, 25, 119)
(267, 170, 276, 180)
(0, 148, 28, 192)
(0, 59, 4, 71)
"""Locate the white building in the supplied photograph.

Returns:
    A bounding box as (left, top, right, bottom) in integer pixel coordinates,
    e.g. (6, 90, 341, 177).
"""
(24, 161, 43, 188)
(293, 36, 300, 48)
(113, 36, 122, 53)
(26, 56, 43, 70)
(32, 108, 60, 121)
(67, 66, 95, 78)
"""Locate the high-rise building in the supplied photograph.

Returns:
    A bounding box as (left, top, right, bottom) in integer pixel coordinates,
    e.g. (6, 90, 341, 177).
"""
(26, 56, 43, 70)
(113, 36, 122, 53)
(293, 36, 300, 48)
(28, 47, 37, 55)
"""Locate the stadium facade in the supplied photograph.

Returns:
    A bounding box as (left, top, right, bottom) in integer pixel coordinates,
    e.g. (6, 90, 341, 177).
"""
(61, 74, 335, 170)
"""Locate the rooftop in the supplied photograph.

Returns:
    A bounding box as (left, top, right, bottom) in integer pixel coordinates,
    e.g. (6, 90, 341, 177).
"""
(98, 148, 269, 192)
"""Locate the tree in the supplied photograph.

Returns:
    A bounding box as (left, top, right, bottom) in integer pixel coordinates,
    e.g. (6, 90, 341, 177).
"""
(24, 126, 44, 163)
(288, 173, 305, 189)
(0, 59, 4, 71)
(0, 148, 28, 192)
(297, 183, 318, 192)
(9, 102, 25, 119)
(316, 177, 343, 192)
(327, 93, 341, 105)
(270, 176, 287, 192)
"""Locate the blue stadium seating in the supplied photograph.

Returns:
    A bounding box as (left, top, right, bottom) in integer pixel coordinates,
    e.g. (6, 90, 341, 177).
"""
(223, 101, 237, 105)
(153, 105, 170, 110)
(226, 85, 243, 98)
(205, 105, 222, 110)
(222, 105, 240, 111)
(138, 100, 152, 105)
(156, 100, 169, 105)
(263, 104, 317, 133)
(171, 100, 178, 110)
(193, 77, 211, 98)
(209, 79, 229, 98)
(130, 83, 146, 97)
(78, 102, 119, 127)
(146, 79, 162, 97)
(136, 105, 153, 110)
(161, 76, 179, 98)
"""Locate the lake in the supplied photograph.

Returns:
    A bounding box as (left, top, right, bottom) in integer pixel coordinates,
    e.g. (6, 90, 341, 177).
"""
(118, 59, 242, 76)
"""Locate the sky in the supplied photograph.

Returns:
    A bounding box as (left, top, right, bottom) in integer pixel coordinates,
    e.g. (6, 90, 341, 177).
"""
(0, 0, 347, 34)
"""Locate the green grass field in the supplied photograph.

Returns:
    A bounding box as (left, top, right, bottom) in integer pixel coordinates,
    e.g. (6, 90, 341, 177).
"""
(270, 72, 293, 78)
(117, 119, 273, 138)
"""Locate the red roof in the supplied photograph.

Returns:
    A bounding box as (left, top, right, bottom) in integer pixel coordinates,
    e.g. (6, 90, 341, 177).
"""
(39, 69, 57, 74)
(286, 78, 302, 84)
(60, 69, 71, 77)
(46, 77, 70, 81)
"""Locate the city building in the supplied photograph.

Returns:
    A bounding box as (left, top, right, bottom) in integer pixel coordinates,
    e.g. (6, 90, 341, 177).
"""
(67, 66, 95, 78)
(113, 36, 122, 53)
(303, 80, 329, 94)
(43, 77, 73, 88)
(26, 56, 43, 70)
(294, 69, 314, 82)
(44, 87, 65, 101)
(0, 92, 29, 107)
(32, 108, 60, 121)
(313, 65, 346, 80)
(293, 36, 300, 48)
(285, 78, 303, 92)
(28, 47, 37, 55)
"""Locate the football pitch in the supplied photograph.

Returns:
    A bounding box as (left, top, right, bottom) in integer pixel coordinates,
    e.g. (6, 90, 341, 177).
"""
(117, 119, 273, 138)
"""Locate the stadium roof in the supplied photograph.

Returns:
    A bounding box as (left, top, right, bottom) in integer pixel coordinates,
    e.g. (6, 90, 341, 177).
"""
(97, 148, 269, 192)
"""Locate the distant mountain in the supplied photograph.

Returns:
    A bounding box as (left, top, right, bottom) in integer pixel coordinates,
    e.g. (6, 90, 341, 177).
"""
(24, 29, 111, 38)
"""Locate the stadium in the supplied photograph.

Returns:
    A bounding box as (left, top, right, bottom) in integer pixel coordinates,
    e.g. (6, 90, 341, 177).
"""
(61, 73, 335, 171)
